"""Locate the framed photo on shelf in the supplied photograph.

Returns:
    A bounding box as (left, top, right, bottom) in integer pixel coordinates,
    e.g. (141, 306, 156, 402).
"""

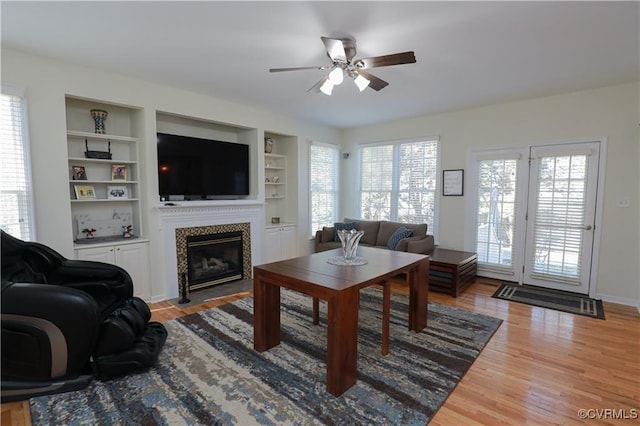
(111, 164, 127, 181)
(443, 169, 464, 196)
(74, 185, 96, 200)
(107, 185, 129, 199)
(72, 166, 87, 180)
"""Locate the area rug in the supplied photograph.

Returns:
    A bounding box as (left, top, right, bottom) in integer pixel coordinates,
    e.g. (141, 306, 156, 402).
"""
(30, 288, 502, 425)
(492, 282, 605, 319)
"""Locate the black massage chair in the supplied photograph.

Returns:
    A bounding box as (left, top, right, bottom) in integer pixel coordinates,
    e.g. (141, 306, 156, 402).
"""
(1, 230, 168, 402)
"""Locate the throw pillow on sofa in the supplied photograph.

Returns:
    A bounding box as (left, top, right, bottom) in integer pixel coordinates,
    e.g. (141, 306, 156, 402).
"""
(334, 222, 357, 242)
(387, 226, 414, 250)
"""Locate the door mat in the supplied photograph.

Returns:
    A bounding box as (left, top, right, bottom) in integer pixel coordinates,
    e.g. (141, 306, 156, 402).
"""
(492, 282, 605, 319)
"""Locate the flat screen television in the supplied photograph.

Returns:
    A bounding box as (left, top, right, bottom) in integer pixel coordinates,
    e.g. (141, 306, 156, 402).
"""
(157, 132, 250, 200)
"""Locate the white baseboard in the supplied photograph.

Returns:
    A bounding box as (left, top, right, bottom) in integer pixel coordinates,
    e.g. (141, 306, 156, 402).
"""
(596, 292, 640, 312)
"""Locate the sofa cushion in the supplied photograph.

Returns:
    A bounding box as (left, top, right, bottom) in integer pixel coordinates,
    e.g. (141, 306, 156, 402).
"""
(387, 227, 414, 250)
(334, 222, 357, 242)
(402, 222, 428, 237)
(377, 221, 427, 246)
(321, 227, 335, 243)
(345, 218, 380, 246)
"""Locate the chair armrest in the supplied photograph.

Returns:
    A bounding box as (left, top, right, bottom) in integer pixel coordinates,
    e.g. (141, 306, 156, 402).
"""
(20, 242, 65, 275)
(406, 235, 435, 254)
(314, 227, 337, 252)
(1, 282, 100, 379)
(314, 230, 323, 253)
(48, 260, 133, 300)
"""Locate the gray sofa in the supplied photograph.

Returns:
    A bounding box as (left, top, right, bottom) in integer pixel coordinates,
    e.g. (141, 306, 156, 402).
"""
(314, 218, 435, 255)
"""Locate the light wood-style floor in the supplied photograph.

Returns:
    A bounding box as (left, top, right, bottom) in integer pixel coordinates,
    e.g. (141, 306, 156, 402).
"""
(3, 279, 639, 425)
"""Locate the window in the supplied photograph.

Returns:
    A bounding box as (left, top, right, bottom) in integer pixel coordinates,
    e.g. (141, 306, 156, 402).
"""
(359, 138, 439, 236)
(309, 142, 340, 236)
(1, 85, 35, 240)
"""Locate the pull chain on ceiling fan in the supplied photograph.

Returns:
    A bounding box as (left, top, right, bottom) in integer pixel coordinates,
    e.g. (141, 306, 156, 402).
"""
(269, 35, 416, 95)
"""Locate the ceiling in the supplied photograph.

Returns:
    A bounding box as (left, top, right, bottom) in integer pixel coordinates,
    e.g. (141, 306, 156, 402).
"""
(2, 1, 638, 129)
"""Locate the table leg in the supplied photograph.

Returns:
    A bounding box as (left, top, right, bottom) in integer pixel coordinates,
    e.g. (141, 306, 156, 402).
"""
(326, 288, 359, 397)
(408, 258, 429, 332)
(312, 297, 319, 325)
(253, 270, 281, 352)
(382, 281, 390, 356)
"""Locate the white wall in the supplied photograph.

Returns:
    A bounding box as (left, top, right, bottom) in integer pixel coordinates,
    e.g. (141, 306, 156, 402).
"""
(342, 83, 640, 306)
(2, 48, 339, 300)
(3, 48, 638, 307)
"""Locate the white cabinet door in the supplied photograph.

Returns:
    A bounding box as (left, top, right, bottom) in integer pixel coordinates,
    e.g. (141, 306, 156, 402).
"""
(76, 246, 116, 263)
(76, 241, 150, 300)
(263, 225, 297, 264)
(114, 243, 150, 300)
(280, 225, 297, 260)
(263, 228, 281, 264)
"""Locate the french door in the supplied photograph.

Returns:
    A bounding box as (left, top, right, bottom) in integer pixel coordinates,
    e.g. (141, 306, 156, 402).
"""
(469, 141, 601, 295)
(523, 143, 599, 293)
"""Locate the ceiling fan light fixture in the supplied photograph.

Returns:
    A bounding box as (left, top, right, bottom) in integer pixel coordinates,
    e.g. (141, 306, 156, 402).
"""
(354, 74, 370, 91)
(320, 79, 334, 95)
(328, 67, 344, 85)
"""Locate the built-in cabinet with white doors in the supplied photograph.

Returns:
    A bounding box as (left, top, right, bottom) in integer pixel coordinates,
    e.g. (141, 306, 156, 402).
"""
(65, 96, 151, 299)
(263, 224, 297, 263)
(75, 241, 151, 299)
(263, 132, 298, 263)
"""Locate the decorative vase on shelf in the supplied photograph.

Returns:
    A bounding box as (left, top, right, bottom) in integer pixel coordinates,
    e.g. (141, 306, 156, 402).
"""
(264, 137, 274, 153)
(90, 109, 108, 134)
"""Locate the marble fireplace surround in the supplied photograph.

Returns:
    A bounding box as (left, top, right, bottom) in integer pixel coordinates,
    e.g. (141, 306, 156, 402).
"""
(157, 202, 263, 300)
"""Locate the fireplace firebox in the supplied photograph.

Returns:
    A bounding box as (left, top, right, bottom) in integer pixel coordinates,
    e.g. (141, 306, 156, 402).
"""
(186, 231, 243, 291)
(175, 223, 252, 295)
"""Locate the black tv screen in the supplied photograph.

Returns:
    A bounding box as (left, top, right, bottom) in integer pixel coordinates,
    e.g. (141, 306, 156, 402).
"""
(157, 132, 249, 199)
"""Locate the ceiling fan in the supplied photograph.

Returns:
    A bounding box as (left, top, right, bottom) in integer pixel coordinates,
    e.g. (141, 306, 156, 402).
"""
(269, 35, 416, 95)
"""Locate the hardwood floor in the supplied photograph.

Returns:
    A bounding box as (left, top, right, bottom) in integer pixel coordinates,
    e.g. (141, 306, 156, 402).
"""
(2, 280, 638, 425)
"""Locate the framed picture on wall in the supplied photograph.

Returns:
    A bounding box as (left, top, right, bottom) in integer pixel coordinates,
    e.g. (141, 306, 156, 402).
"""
(443, 169, 464, 196)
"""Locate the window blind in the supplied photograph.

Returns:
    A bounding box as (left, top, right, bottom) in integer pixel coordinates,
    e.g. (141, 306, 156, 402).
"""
(475, 158, 519, 270)
(1, 86, 35, 240)
(360, 145, 393, 220)
(528, 154, 588, 283)
(309, 142, 340, 236)
(359, 139, 439, 234)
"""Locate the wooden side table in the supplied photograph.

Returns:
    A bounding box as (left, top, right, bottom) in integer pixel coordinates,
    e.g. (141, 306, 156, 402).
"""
(428, 248, 477, 297)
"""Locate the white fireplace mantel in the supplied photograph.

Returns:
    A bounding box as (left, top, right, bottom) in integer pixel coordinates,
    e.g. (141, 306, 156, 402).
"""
(157, 201, 264, 299)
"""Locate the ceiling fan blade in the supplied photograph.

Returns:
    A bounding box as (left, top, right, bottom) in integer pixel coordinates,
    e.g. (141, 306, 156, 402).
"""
(356, 51, 416, 69)
(356, 69, 389, 91)
(269, 65, 328, 72)
(307, 75, 330, 93)
(321, 36, 347, 63)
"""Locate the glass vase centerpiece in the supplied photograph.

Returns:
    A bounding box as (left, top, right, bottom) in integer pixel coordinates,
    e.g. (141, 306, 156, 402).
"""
(327, 229, 368, 266)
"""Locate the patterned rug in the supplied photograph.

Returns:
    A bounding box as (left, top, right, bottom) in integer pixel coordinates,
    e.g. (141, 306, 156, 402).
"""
(492, 282, 605, 319)
(30, 288, 502, 425)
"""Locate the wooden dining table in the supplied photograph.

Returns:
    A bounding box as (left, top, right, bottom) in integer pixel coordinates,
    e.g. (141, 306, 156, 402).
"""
(253, 246, 429, 396)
